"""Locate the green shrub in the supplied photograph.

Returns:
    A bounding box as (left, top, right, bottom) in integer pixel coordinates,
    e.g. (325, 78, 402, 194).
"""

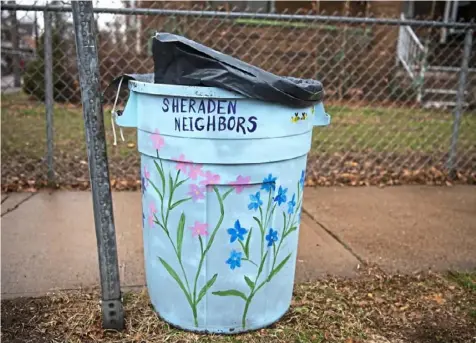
(23, 30, 79, 103)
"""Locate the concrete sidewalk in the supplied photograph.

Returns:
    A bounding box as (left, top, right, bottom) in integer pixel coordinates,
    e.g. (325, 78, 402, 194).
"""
(1, 186, 475, 299)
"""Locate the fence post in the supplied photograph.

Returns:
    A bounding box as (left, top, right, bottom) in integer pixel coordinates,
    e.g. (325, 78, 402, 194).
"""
(9, 0, 21, 88)
(447, 28, 473, 178)
(44, 9, 55, 185)
(71, 0, 124, 330)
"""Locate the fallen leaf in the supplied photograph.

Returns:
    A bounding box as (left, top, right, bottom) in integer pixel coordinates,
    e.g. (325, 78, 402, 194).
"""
(432, 293, 445, 305)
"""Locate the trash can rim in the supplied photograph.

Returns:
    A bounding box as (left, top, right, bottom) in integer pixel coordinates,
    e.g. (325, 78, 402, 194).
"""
(129, 80, 246, 100)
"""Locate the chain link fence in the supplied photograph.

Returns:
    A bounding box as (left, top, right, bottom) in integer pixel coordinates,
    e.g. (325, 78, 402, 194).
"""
(1, 1, 475, 191)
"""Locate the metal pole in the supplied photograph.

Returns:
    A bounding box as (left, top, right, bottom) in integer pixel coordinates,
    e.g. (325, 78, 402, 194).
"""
(71, 1, 124, 330)
(448, 29, 473, 178)
(44, 10, 55, 185)
(9, 1, 21, 88)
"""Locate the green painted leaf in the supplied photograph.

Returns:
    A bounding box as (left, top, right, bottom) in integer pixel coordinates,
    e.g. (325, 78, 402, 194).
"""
(244, 276, 255, 290)
(153, 160, 166, 192)
(285, 226, 298, 238)
(206, 187, 224, 250)
(212, 289, 247, 301)
(170, 197, 192, 210)
(196, 273, 218, 305)
(258, 251, 269, 276)
(268, 253, 292, 282)
(168, 175, 174, 194)
(175, 178, 188, 189)
(253, 216, 263, 234)
(176, 213, 186, 260)
(244, 227, 252, 258)
(223, 188, 234, 199)
(283, 212, 287, 230)
(148, 179, 162, 199)
(154, 214, 168, 234)
(158, 257, 193, 307)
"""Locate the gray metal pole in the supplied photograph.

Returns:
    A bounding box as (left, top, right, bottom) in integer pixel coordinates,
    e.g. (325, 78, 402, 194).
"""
(71, 1, 124, 330)
(9, 0, 21, 88)
(448, 29, 473, 178)
(44, 10, 55, 184)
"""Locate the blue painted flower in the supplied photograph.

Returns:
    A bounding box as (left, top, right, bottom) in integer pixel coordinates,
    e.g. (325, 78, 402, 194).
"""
(299, 170, 305, 188)
(227, 220, 248, 243)
(287, 193, 296, 214)
(265, 228, 279, 247)
(248, 191, 263, 211)
(226, 250, 242, 270)
(261, 174, 277, 192)
(142, 212, 146, 227)
(273, 186, 288, 206)
(141, 176, 147, 194)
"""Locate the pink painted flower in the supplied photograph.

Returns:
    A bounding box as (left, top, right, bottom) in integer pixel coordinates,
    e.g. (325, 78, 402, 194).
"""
(200, 170, 221, 186)
(148, 201, 157, 227)
(229, 175, 252, 194)
(143, 165, 150, 185)
(175, 154, 191, 174)
(151, 129, 165, 151)
(187, 184, 205, 202)
(189, 221, 208, 237)
(188, 164, 203, 180)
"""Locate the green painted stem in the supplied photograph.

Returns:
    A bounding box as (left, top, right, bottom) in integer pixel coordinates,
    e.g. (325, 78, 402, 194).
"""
(192, 307, 198, 327)
(192, 187, 226, 321)
(242, 295, 253, 328)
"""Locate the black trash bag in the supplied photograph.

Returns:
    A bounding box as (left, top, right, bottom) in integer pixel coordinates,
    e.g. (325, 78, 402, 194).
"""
(152, 32, 324, 108)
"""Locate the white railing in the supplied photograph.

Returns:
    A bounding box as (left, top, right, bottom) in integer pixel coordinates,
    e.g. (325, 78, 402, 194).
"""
(397, 13, 427, 79)
(396, 13, 428, 102)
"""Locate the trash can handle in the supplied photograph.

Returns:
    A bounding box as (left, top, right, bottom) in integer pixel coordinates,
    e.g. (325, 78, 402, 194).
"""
(312, 102, 331, 127)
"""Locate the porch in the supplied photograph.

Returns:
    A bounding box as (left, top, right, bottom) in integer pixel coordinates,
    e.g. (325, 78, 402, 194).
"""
(396, 0, 475, 108)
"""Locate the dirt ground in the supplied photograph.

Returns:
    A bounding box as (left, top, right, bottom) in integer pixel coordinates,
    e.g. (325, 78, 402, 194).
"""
(2, 268, 475, 343)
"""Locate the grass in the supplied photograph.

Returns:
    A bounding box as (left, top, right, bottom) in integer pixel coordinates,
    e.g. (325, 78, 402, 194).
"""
(1, 269, 475, 342)
(311, 104, 476, 155)
(2, 92, 475, 190)
(1, 92, 137, 161)
(2, 92, 475, 160)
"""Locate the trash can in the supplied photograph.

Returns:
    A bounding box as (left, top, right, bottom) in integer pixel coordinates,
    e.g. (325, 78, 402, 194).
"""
(115, 80, 330, 333)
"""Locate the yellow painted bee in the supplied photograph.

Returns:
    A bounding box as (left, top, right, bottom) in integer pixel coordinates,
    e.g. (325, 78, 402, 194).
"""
(291, 112, 300, 123)
(301, 112, 307, 120)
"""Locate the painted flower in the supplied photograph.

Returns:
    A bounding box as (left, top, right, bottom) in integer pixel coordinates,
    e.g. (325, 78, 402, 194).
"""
(227, 219, 248, 243)
(188, 164, 203, 180)
(187, 184, 205, 202)
(144, 165, 150, 182)
(189, 221, 208, 237)
(226, 250, 242, 270)
(141, 176, 147, 194)
(229, 175, 251, 194)
(200, 170, 221, 186)
(148, 201, 157, 227)
(266, 228, 279, 247)
(273, 186, 288, 206)
(261, 174, 277, 192)
(287, 193, 296, 214)
(141, 165, 150, 194)
(299, 170, 305, 188)
(248, 191, 263, 211)
(151, 129, 165, 151)
(174, 154, 191, 173)
(142, 212, 145, 227)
